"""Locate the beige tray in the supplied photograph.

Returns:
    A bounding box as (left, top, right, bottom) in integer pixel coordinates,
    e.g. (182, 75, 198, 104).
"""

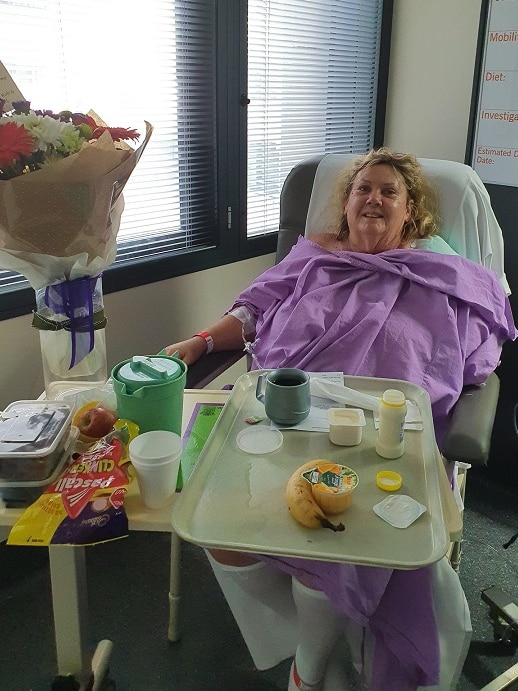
(172, 372, 449, 568)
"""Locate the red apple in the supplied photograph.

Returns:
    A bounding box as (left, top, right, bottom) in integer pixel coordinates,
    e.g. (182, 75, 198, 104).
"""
(75, 405, 118, 440)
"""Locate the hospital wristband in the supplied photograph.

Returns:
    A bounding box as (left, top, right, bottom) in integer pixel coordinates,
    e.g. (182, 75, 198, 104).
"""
(193, 331, 214, 354)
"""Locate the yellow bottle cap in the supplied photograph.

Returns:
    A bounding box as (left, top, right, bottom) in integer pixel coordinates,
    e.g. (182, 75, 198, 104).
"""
(376, 470, 402, 492)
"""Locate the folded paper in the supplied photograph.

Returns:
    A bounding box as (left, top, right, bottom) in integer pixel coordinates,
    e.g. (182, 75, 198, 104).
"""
(310, 377, 423, 430)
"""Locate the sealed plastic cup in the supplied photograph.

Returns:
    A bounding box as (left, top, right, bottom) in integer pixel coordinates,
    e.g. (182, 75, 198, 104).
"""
(129, 431, 182, 509)
(328, 407, 366, 446)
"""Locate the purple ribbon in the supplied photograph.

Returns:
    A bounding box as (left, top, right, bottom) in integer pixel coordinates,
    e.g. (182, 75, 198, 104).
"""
(44, 275, 101, 369)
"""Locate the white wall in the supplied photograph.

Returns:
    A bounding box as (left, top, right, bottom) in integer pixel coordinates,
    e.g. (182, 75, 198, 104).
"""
(0, 255, 272, 407)
(0, 0, 483, 407)
(385, 0, 482, 161)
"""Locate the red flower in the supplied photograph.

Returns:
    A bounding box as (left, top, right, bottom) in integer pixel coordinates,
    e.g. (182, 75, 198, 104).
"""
(95, 126, 140, 143)
(0, 121, 34, 169)
(70, 113, 139, 143)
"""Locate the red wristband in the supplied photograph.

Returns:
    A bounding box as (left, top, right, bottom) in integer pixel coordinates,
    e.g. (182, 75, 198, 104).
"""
(194, 331, 214, 354)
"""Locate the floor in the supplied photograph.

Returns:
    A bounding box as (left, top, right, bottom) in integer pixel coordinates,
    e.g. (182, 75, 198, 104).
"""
(1, 468, 517, 691)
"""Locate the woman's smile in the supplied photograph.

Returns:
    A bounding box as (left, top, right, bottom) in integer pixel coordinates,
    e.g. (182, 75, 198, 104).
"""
(343, 163, 411, 252)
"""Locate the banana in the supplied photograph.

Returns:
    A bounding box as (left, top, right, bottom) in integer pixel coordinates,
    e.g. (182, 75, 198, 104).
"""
(285, 460, 345, 532)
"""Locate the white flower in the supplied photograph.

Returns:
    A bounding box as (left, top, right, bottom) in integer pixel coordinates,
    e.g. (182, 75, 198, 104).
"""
(5, 112, 70, 153)
(57, 123, 85, 154)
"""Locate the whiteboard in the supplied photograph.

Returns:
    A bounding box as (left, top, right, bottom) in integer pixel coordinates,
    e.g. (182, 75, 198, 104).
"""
(471, 0, 518, 186)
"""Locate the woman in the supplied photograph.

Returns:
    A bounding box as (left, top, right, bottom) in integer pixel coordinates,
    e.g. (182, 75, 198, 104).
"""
(167, 148, 440, 362)
(166, 149, 516, 690)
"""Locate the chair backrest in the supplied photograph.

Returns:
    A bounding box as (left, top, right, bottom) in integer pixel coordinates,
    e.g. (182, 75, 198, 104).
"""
(276, 152, 506, 466)
(278, 153, 510, 294)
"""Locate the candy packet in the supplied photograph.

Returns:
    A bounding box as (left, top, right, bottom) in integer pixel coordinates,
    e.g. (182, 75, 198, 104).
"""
(7, 421, 138, 546)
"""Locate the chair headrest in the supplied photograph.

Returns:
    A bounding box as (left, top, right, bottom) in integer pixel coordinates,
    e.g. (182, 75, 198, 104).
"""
(304, 153, 510, 294)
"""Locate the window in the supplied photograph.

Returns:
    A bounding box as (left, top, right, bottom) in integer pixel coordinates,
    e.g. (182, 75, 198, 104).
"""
(0, 0, 391, 320)
(247, 1, 388, 238)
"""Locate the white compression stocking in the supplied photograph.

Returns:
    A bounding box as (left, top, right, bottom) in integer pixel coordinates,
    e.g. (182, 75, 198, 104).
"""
(291, 578, 345, 688)
(205, 552, 299, 670)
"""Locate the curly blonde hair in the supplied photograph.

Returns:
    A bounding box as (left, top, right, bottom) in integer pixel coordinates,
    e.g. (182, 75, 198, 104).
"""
(336, 148, 440, 243)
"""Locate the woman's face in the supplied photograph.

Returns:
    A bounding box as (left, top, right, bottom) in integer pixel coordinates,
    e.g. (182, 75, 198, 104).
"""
(343, 163, 411, 252)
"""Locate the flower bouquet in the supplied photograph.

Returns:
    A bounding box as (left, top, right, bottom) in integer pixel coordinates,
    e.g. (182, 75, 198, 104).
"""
(0, 96, 152, 397)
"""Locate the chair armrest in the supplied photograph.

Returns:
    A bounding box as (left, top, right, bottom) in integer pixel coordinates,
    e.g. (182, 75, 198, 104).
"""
(185, 349, 245, 389)
(442, 372, 500, 465)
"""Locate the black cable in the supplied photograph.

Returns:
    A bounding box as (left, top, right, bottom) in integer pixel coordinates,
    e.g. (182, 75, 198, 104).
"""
(503, 531, 518, 549)
(507, 404, 518, 549)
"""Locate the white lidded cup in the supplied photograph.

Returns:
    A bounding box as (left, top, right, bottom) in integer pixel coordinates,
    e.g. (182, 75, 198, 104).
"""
(129, 430, 182, 509)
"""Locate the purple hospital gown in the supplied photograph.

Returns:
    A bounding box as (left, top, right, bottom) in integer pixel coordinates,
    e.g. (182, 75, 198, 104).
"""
(228, 236, 516, 690)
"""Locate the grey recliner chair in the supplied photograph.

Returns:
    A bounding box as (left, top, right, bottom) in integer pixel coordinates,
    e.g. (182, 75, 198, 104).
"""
(186, 152, 506, 574)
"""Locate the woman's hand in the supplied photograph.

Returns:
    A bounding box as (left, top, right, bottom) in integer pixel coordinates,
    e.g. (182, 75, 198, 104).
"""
(164, 337, 206, 365)
(164, 314, 246, 365)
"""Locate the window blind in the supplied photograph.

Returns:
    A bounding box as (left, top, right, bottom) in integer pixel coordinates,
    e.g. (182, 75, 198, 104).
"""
(0, 0, 218, 287)
(247, 0, 383, 236)
(0, 0, 388, 311)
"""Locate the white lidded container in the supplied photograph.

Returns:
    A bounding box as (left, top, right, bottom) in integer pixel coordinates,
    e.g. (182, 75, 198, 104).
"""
(327, 408, 366, 446)
(375, 389, 407, 459)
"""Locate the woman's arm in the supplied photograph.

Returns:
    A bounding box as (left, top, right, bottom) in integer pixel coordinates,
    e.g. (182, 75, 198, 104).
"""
(164, 313, 245, 365)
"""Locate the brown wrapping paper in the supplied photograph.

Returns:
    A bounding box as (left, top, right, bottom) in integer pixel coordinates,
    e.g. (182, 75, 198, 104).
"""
(0, 121, 153, 288)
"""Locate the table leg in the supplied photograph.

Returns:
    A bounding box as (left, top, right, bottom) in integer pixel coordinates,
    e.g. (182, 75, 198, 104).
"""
(167, 531, 181, 642)
(49, 546, 91, 681)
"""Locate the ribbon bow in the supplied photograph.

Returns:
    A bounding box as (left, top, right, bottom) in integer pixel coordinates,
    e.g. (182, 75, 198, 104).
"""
(32, 275, 107, 369)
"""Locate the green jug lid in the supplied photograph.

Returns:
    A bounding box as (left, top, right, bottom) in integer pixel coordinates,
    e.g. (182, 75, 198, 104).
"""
(116, 356, 182, 393)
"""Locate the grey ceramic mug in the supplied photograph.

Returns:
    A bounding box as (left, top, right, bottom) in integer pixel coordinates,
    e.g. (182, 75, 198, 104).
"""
(256, 368, 311, 426)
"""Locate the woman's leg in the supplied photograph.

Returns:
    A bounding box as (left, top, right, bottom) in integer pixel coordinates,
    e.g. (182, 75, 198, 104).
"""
(207, 551, 353, 687)
(289, 578, 346, 691)
(205, 549, 299, 670)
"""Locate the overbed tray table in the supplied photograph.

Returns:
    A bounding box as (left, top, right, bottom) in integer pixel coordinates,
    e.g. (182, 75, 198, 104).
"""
(173, 373, 451, 569)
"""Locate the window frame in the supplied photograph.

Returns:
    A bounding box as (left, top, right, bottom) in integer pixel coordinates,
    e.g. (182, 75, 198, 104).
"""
(0, 0, 393, 322)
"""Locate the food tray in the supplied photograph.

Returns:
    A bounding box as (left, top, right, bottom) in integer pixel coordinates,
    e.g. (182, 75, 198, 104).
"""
(172, 372, 449, 569)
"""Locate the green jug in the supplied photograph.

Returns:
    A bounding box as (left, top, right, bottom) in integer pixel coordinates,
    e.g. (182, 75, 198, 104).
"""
(111, 355, 187, 435)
